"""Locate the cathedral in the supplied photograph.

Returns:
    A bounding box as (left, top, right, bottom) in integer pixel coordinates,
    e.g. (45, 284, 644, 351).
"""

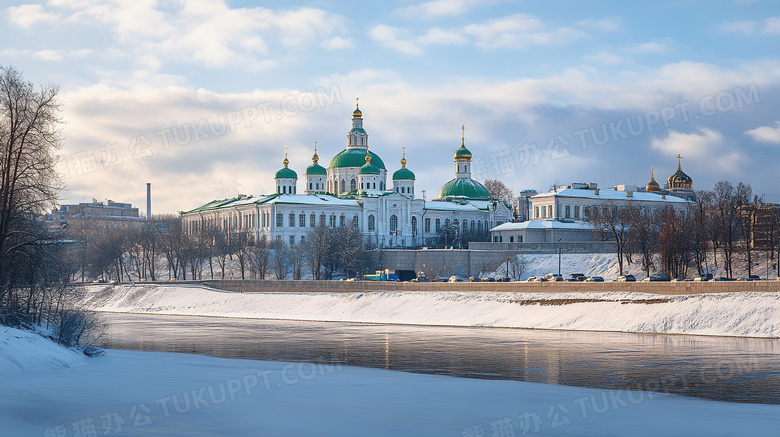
(181, 102, 514, 248)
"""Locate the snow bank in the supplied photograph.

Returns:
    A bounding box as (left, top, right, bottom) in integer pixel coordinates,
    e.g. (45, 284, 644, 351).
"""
(0, 326, 85, 374)
(83, 284, 780, 338)
(3, 348, 779, 436)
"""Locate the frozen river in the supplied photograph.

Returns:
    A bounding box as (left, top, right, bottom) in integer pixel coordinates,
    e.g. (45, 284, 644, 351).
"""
(97, 312, 780, 404)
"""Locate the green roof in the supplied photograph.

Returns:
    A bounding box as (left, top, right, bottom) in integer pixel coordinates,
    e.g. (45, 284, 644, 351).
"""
(454, 145, 472, 159)
(392, 167, 415, 180)
(359, 163, 380, 175)
(306, 163, 327, 175)
(275, 167, 297, 179)
(437, 178, 490, 200)
(330, 148, 386, 170)
(350, 127, 367, 134)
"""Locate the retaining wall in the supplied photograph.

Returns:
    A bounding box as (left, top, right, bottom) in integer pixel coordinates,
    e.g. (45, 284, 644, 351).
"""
(148, 279, 780, 296)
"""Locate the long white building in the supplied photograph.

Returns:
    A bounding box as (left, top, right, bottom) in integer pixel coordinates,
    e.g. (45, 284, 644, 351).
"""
(181, 102, 513, 248)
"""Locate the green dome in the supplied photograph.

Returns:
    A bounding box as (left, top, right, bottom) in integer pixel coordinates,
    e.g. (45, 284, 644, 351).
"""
(306, 163, 327, 175)
(393, 167, 415, 180)
(454, 145, 472, 159)
(359, 163, 380, 175)
(437, 178, 490, 200)
(275, 167, 297, 179)
(329, 148, 386, 169)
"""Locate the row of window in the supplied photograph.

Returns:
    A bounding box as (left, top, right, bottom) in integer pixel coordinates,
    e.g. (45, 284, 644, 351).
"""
(535, 204, 582, 220)
(330, 178, 385, 194)
(187, 212, 491, 236)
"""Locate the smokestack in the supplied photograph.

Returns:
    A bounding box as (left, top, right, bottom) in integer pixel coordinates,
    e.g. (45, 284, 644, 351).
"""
(146, 183, 151, 220)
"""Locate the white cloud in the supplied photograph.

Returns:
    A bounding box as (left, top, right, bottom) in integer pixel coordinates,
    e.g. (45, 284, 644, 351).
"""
(650, 128, 748, 173)
(576, 17, 623, 32)
(745, 122, 780, 144)
(398, 0, 486, 18)
(719, 16, 780, 35)
(17, 2, 350, 71)
(7, 4, 58, 28)
(371, 14, 587, 54)
(369, 25, 424, 55)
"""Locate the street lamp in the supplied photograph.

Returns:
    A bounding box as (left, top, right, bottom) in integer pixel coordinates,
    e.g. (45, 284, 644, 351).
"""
(557, 238, 563, 277)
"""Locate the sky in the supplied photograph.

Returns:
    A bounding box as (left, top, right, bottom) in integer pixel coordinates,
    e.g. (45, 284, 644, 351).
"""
(2, 0, 780, 215)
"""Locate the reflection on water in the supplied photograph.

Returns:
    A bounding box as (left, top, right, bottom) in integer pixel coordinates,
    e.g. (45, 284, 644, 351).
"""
(98, 313, 780, 404)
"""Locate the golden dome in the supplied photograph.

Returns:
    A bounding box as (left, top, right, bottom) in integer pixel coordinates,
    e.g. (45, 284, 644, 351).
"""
(352, 98, 362, 119)
(667, 154, 693, 189)
(646, 166, 661, 192)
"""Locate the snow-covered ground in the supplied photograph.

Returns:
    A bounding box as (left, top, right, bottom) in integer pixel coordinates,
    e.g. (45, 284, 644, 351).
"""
(0, 325, 85, 374)
(83, 284, 780, 337)
(1, 339, 779, 437)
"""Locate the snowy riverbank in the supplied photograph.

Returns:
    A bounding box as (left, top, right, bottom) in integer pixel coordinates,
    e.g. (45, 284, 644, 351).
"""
(82, 284, 780, 338)
(1, 340, 779, 436)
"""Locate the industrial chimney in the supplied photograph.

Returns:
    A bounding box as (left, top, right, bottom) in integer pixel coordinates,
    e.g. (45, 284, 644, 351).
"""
(146, 183, 151, 220)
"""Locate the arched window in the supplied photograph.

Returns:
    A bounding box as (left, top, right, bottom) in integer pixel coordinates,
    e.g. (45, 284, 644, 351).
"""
(341, 179, 346, 192)
(380, 182, 383, 190)
(435, 218, 441, 232)
(350, 178, 357, 191)
(368, 215, 375, 231)
(339, 215, 345, 227)
(352, 215, 359, 228)
(411, 216, 417, 235)
(289, 213, 295, 227)
(453, 219, 459, 233)
(471, 220, 475, 233)
(444, 219, 450, 228)
(310, 214, 316, 228)
(319, 213, 326, 227)
(389, 215, 398, 233)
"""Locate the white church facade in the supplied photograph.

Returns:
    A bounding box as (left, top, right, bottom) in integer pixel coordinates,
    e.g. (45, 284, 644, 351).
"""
(181, 102, 513, 248)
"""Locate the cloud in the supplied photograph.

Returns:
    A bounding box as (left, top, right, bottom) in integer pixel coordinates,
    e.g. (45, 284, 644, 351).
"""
(745, 122, 780, 144)
(7, 4, 58, 28)
(576, 17, 623, 32)
(398, 0, 487, 18)
(370, 14, 587, 55)
(650, 128, 748, 173)
(719, 16, 780, 35)
(14, 2, 351, 71)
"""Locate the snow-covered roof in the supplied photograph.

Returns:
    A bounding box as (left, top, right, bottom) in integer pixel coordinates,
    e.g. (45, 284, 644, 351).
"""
(182, 193, 360, 213)
(424, 200, 482, 212)
(490, 220, 595, 232)
(260, 194, 360, 207)
(532, 188, 689, 203)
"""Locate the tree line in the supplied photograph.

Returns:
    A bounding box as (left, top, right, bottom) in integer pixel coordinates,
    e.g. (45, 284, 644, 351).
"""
(71, 217, 373, 282)
(0, 66, 103, 349)
(587, 181, 778, 279)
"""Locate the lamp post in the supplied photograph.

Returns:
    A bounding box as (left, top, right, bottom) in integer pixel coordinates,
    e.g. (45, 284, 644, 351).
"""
(557, 238, 563, 277)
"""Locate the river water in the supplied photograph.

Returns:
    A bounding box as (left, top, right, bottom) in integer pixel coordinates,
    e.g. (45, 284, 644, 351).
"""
(97, 312, 780, 404)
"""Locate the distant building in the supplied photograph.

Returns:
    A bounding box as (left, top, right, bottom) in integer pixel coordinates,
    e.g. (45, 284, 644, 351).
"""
(513, 189, 538, 222)
(181, 103, 513, 248)
(52, 199, 146, 229)
(491, 158, 695, 244)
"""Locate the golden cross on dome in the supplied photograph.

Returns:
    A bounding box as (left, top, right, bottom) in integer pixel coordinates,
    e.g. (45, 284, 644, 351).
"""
(314, 141, 317, 153)
(283, 146, 289, 168)
(356, 97, 359, 109)
(677, 154, 683, 169)
(461, 124, 465, 146)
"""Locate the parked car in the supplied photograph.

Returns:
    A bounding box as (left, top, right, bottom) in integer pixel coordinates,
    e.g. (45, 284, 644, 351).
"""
(615, 275, 636, 282)
(496, 277, 511, 282)
(713, 276, 736, 281)
(747, 275, 761, 281)
(641, 272, 671, 282)
(545, 273, 564, 281)
(568, 273, 586, 282)
(693, 274, 714, 282)
(448, 275, 466, 282)
(481, 277, 497, 282)
(527, 276, 547, 282)
(585, 276, 604, 282)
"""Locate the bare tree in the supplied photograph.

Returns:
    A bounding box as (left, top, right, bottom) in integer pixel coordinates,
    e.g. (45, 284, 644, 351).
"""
(586, 204, 634, 276)
(270, 239, 289, 280)
(497, 255, 528, 281)
(248, 236, 271, 279)
(629, 206, 658, 279)
(303, 225, 333, 280)
(484, 179, 514, 203)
